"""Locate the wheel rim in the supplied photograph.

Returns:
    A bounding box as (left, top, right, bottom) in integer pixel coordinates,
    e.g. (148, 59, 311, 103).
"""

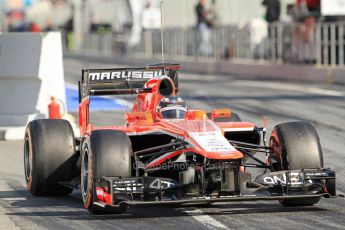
(81, 148, 89, 197)
(269, 135, 283, 170)
(24, 136, 32, 182)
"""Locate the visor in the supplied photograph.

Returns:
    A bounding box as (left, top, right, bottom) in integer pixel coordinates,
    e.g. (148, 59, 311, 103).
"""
(160, 107, 187, 119)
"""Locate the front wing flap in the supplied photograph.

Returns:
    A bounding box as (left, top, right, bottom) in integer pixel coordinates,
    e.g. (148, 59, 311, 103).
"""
(93, 169, 337, 208)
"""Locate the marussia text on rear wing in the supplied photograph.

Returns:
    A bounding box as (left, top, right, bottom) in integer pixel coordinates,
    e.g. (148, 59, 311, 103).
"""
(78, 63, 180, 102)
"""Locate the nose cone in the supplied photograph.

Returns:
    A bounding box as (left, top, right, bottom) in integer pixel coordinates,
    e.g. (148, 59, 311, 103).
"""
(188, 130, 244, 160)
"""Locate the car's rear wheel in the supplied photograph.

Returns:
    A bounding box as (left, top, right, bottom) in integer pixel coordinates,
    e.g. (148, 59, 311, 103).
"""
(81, 130, 132, 214)
(24, 119, 76, 196)
(270, 121, 323, 206)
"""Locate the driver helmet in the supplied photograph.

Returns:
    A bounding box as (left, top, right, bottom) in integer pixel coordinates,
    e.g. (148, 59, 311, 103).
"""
(157, 96, 188, 119)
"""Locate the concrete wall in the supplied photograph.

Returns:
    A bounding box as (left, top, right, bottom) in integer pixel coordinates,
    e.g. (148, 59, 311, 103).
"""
(0, 32, 66, 127)
(65, 53, 345, 85)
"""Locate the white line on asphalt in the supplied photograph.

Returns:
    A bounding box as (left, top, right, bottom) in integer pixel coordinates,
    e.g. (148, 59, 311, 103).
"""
(337, 189, 345, 195)
(234, 81, 345, 97)
(181, 208, 229, 230)
(2, 198, 26, 201)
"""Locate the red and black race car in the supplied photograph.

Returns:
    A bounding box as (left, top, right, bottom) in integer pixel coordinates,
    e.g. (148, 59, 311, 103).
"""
(24, 64, 337, 214)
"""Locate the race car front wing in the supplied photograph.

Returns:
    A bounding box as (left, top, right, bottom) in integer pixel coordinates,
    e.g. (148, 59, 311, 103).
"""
(92, 169, 337, 208)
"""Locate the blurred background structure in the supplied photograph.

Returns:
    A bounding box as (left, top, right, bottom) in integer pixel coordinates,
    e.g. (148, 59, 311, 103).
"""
(1, 0, 345, 67)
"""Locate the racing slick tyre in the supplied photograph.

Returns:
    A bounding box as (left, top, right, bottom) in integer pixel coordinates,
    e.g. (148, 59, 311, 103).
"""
(24, 119, 76, 196)
(81, 130, 132, 214)
(270, 121, 323, 207)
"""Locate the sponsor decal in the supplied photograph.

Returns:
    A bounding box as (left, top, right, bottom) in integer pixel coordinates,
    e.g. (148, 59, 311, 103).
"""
(261, 171, 303, 186)
(113, 179, 143, 192)
(305, 172, 329, 177)
(149, 178, 176, 189)
(263, 174, 287, 185)
(189, 131, 235, 152)
(88, 70, 164, 80)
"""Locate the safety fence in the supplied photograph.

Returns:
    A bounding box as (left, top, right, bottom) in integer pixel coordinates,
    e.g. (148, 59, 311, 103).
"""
(79, 21, 345, 68)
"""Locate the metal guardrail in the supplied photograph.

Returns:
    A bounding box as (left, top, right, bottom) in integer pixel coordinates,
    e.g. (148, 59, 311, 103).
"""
(77, 21, 345, 68)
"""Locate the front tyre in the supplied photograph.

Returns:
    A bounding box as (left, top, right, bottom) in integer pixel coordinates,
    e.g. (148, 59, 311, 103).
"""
(270, 121, 323, 206)
(81, 130, 132, 214)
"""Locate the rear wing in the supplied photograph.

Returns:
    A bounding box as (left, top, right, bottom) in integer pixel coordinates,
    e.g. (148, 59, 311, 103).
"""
(78, 63, 180, 102)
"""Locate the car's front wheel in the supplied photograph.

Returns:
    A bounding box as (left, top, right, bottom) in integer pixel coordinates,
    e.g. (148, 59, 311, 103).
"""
(81, 130, 132, 214)
(270, 121, 323, 206)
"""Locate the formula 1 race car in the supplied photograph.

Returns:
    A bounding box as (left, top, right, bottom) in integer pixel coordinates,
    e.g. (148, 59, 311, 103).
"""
(24, 64, 337, 214)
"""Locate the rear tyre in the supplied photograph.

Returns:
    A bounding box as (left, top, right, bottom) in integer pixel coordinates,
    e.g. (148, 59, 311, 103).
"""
(24, 119, 76, 196)
(270, 121, 323, 206)
(81, 130, 132, 214)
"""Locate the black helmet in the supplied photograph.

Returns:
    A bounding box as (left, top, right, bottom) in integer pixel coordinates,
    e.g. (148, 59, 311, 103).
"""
(157, 96, 188, 119)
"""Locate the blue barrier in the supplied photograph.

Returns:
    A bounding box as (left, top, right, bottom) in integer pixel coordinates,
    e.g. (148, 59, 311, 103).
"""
(65, 87, 127, 111)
